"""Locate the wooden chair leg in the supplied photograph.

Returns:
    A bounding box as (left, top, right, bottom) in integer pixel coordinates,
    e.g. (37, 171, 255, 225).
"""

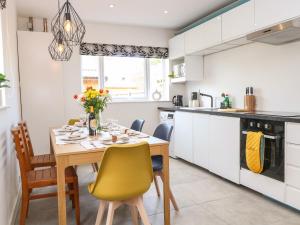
(153, 175, 161, 197)
(158, 172, 179, 211)
(95, 201, 107, 225)
(130, 206, 139, 225)
(73, 180, 80, 225)
(136, 197, 151, 225)
(106, 202, 115, 225)
(20, 193, 29, 225)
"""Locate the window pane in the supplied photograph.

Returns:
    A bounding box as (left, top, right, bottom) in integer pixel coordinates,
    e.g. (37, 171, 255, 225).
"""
(81, 55, 100, 91)
(149, 58, 169, 100)
(103, 56, 146, 98)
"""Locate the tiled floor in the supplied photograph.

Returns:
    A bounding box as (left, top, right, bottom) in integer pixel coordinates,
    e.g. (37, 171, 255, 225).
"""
(16, 159, 300, 225)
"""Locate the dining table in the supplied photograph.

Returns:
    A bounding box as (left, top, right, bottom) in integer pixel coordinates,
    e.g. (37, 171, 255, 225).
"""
(50, 126, 171, 225)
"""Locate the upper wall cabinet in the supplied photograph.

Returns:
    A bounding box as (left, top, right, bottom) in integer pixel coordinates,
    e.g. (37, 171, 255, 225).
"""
(185, 17, 222, 55)
(222, 1, 255, 42)
(169, 33, 185, 60)
(255, 0, 300, 30)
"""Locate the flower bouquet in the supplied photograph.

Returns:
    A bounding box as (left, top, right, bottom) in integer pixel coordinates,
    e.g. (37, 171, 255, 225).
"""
(74, 87, 111, 129)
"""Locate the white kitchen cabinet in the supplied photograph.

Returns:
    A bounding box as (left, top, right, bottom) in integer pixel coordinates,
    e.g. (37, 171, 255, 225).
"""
(170, 55, 203, 83)
(255, 0, 300, 30)
(192, 114, 210, 169)
(209, 116, 240, 184)
(185, 17, 222, 55)
(222, 0, 255, 42)
(174, 112, 193, 162)
(169, 34, 185, 60)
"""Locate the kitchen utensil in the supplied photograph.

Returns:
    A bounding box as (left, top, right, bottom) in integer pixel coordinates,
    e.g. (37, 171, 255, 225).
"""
(172, 95, 183, 106)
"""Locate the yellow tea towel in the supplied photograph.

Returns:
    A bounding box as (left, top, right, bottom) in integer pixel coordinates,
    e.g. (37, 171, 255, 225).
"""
(246, 131, 264, 173)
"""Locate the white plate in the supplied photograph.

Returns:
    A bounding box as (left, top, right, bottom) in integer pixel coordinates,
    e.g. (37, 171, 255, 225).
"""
(101, 140, 130, 145)
(60, 134, 88, 141)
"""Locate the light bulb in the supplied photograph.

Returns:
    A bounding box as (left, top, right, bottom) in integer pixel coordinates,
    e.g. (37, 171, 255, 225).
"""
(57, 43, 65, 53)
(64, 19, 72, 33)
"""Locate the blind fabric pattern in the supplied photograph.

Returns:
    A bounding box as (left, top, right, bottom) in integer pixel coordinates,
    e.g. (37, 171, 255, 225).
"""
(80, 43, 168, 59)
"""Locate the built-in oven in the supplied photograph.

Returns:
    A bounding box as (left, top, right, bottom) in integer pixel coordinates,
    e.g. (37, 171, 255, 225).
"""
(240, 118, 285, 182)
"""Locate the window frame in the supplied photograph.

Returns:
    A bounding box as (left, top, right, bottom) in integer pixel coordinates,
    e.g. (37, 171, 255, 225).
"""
(81, 55, 169, 102)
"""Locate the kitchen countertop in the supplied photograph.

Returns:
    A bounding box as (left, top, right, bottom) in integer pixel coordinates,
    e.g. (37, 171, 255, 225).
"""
(158, 107, 300, 123)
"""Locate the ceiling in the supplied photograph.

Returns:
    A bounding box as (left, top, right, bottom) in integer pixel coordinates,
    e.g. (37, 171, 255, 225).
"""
(16, 0, 236, 30)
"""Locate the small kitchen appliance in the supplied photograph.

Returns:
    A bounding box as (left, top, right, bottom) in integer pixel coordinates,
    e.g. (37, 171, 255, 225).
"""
(172, 95, 183, 107)
(189, 92, 200, 107)
(240, 118, 285, 182)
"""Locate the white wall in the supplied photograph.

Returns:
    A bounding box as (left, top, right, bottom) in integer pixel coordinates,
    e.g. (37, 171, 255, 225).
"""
(62, 22, 176, 134)
(186, 41, 300, 112)
(0, 0, 21, 224)
(17, 21, 176, 153)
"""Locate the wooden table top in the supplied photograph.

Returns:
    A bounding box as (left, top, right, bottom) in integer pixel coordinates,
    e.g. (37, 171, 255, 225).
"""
(50, 128, 169, 156)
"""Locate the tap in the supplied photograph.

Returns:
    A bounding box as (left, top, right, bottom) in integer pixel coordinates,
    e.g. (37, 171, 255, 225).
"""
(199, 90, 213, 108)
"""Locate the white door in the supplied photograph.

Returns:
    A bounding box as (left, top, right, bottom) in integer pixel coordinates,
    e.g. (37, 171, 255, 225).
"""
(18, 31, 65, 154)
(209, 116, 240, 184)
(185, 17, 222, 55)
(222, 0, 255, 42)
(169, 34, 185, 60)
(192, 114, 210, 169)
(255, 0, 300, 29)
(174, 111, 193, 162)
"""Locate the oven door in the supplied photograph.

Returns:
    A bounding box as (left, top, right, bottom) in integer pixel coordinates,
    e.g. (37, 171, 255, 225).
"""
(240, 132, 284, 182)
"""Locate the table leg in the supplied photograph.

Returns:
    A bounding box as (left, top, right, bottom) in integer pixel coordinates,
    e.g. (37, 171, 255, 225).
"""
(56, 157, 67, 225)
(162, 145, 171, 225)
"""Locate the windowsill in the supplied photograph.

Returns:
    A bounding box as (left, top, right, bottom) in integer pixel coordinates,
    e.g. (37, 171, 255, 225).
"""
(109, 99, 171, 104)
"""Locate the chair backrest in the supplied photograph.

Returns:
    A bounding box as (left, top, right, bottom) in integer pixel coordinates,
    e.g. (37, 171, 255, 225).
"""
(90, 142, 153, 200)
(18, 121, 34, 158)
(12, 126, 32, 188)
(68, 119, 80, 125)
(130, 119, 145, 132)
(153, 123, 173, 142)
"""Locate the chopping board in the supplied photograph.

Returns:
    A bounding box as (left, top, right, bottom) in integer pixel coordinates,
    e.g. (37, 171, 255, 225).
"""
(217, 108, 247, 112)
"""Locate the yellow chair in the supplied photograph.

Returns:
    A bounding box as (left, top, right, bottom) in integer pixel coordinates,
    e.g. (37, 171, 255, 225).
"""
(88, 142, 153, 225)
(68, 119, 80, 126)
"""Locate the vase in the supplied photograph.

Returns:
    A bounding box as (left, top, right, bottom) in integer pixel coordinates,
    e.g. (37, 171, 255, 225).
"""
(95, 111, 101, 131)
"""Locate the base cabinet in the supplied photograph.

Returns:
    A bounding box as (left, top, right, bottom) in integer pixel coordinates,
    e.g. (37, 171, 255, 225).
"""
(174, 112, 193, 162)
(174, 112, 240, 184)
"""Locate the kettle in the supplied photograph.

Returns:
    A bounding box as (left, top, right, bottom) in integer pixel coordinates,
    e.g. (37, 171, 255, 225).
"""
(172, 95, 183, 107)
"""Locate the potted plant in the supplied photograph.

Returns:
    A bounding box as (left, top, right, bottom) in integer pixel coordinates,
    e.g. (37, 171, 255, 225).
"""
(73, 87, 111, 130)
(0, 73, 10, 106)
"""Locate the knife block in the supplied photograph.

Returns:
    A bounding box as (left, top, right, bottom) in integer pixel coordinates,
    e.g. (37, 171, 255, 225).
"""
(244, 95, 256, 112)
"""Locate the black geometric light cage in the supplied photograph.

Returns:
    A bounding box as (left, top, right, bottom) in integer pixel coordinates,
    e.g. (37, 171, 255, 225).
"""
(0, 0, 6, 9)
(51, 0, 86, 46)
(48, 32, 73, 61)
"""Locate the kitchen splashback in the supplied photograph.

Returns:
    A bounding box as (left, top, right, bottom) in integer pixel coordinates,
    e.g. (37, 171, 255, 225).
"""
(186, 41, 300, 112)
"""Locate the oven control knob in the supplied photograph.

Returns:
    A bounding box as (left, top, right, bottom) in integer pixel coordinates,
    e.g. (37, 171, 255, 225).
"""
(257, 122, 261, 128)
(264, 123, 271, 130)
(250, 122, 255, 127)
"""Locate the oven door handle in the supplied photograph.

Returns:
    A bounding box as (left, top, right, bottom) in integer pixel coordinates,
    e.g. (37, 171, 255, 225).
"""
(241, 131, 280, 140)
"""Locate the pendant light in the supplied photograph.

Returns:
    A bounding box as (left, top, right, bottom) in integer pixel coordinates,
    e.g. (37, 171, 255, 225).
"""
(48, 30, 73, 61)
(51, 0, 86, 46)
(49, 0, 72, 61)
(0, 0, 6, 9)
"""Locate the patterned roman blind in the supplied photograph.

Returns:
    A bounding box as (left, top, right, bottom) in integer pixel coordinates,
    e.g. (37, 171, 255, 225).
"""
(80, 42, 168, 59)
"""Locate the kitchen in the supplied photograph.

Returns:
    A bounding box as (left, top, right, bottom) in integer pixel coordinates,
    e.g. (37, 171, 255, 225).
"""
(2, 0, 300, 225)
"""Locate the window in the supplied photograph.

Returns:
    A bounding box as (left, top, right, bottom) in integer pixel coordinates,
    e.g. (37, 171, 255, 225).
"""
(81, 55, 169, 101)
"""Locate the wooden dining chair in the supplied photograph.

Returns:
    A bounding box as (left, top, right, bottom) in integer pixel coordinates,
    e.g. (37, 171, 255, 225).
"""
(18, 121, 56, 168)
(12, 127, 80, 225)
(67, 119, 99, 172)
(88, 142, 153, 225)
(152, 123, 179, 211)
(130, 119, 145, 132)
